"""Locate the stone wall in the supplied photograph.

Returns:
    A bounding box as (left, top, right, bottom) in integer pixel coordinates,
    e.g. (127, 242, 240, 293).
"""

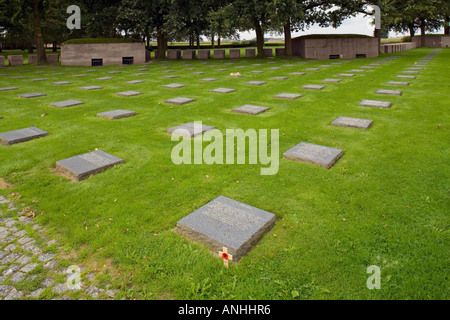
(412, 36, 450, 48)
(292, 37, 379, 60)
(381, 42, 417, 53)
(61, 42, 145, 66)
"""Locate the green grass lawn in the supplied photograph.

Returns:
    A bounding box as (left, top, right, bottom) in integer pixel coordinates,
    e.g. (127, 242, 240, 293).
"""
(0, 48, 448, 300)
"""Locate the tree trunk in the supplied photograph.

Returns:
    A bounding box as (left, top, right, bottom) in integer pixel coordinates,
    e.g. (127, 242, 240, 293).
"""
(196, 34, 200, 49)
(253, 20, 264, 57)
(32, 0, 46, 63)
(211, 33, 215, 49)
(445, 17, 450, 35)
(420, 18, 426, 47)
(218, 35, 221, 47)
(284, 21, 292, 57)
(156, 32, 167, 59)
(52, 41, 57, 52)
(409, 23, 415, 39)
(374, 28, 381, 53)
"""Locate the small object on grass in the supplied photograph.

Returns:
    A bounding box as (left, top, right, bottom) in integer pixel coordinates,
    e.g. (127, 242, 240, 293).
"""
(219, 247, 233, 268)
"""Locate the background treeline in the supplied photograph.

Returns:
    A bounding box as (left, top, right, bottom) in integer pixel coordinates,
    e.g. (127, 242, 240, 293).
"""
(0, 0, 448, 61)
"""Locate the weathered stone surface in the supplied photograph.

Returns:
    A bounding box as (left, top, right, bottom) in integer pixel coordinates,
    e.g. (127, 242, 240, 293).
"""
(177, 196, 276, 261)
(52, 81, 72, 86)
(51, 100, 85, 108)
(56, 150, 124, 182)
(396, 75, 416, 79)
(125, 80, 145, 84)
(245, 81, 266, 86)
(402, 70, 419, 74)
(359, 100, 392, 108)
(306, 68, 320, 71)
(268, 67, 282, 70)
(387, 81, 409, 86)
(349, 69, 365, 73)
(164, 97, 196, 105)
(19, 93, 47, 98)
(213, 50, 226, 59)
(283, 142, 343, 169)
(97, 77, 113, 80)
(322, 79, 342, 83)
(249, 71, 264, 74)
(0, 127, 48, 146)
(338, 74, 355, 77)
(116, 91, 142, 97)
(163, 83, 186, 89)
(80, 86, 104, 90)
(210, 88, 236, 94)
(199, 78, 218, 82)
(270, 77, 288, 80)
(273, 93, 302, 100)
(97, 110, 137, 120)
(376, 89, 402, 96)
(233, 105, 269, 115)
(167, 122, 215, 138)
(331, 116, 373, 129)
(289, 72, 306, 76)
(0, 87, 18, 92)
(303, 84, 326, 90)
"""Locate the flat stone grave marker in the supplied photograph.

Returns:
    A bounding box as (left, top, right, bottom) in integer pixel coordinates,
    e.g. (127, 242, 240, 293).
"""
(359, 99, 391, 108)
(52, 81, 72, 85)
(306, 68, 320, 71)
(70, 74, 87, 78)
(303, 84, 326, 90)
(268, 67, 282, 70)
(133, 73, 147, 76)
(192, 72, 206, 75)
(161, 70, 176, 73)
(9, 76, 26, 79)
(164, 97, 196, 105)
(163, 83, 186, 89)
(338, 74, 355, 77)
(270, 77, 288, 80)
(80, 86, 104, 90)
(199, 78, 218, 82)
(402, 70, 419, 74)
(360, 66, 374, 69)
(55, 150, 124, 182)
(51, 100, 84, 108)
(274, 93, 302, 100)
(215, 68, 228, 71)
(376, 89, 402, 96)
(0, 87, 18, 92)
(397, 75, 416, 79)
(283, 142, 343, 169)
(162, 75, 180, 79)
(106, 71, 121, 74)
(245, 81, 266, 86)
(331, 116, 373, 129)
(97, 77, 113, 80)
(97, 109, 137, 120)
(249, 71, 264, 74)
(319, 65, 332, 68)
(0, 127, 48, 146)
(289, 72, 306, 76)
(19, 93, 47, 99)
(126, 80, 145, 84)
(167, 122, 215, 138)
(322, 79, 342, 83)
(29, 78, 48, 82)
(176, 196, 276, 262)
(210, 88, 236, 94)
(407, 67, 423, 70)
(387, 81, 409, 86)
(116, 91, 143, 97)
(233, 104, 269, 115)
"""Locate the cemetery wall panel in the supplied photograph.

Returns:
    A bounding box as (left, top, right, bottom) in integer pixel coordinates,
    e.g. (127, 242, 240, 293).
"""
(292, 37, 379, 60)
(61, 42, 145, 66)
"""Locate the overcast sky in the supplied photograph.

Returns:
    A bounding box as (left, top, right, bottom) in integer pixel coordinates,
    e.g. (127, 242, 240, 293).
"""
(238, 13, 415, 40)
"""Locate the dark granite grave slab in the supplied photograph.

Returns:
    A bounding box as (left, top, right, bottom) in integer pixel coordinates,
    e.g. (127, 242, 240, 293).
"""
(19, 93, 46, 99)
(0, 87, 18, 92)
(176, 196, 276, 261)
(245, 81, 267, 86)
(167, 122, 215, 138)
(55, 150, 124, 182)
(233, 105, 269, 115)
(331, 116, 373, 129)
(50, 100, 84, 108)
(359, 100, 391, 108)
(283, 142, 343, 169)
(164, 97, 196, 105)
(0, 127, 48, 146)
(97, 109, 137, 120)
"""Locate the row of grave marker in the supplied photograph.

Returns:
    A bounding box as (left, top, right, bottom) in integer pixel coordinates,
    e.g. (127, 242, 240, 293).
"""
(0, 49, 440, 265)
